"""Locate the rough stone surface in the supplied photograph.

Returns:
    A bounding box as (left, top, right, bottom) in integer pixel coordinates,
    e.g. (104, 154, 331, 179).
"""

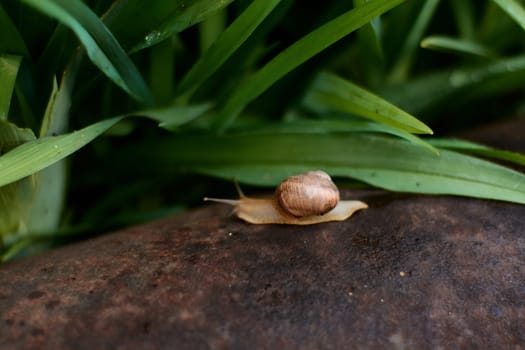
(0, 118, 525, 350)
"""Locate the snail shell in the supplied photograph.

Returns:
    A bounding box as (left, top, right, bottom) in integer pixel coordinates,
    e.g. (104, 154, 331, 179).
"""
(275, 170, 339, 217)
(204, 170, 367, 225)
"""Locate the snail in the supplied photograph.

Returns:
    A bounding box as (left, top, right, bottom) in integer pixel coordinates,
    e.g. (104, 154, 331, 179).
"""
(204, 170, 368, 225)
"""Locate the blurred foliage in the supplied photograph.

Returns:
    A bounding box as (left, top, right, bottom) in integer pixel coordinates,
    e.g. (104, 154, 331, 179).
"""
(2, 0, 525, 260)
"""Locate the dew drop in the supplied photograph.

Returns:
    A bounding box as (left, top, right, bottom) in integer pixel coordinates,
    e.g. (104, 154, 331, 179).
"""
(144, 31, 162, 46)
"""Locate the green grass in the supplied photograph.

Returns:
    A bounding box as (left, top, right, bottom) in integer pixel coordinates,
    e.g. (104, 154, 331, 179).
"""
(2, 0, 525, 260)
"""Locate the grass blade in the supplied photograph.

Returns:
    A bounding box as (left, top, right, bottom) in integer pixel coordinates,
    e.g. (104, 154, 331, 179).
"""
(26, 68, 76, 234)
(214, 0, 406, 131)
(354, 0, 384, 85)
(0, 117, 121, 188)
(199, 7, 227, 51)
(137, 133, 525, 205)
(491, 0, 525, 31)
(21, 0, 152, 105)
(450, 0, 476, 40)
(176, 0, 282, 97)
(0, 4, 29, 56)
(304, 72, 433, 135)
(119, 0, 236, 52)
(0, 120, 36, 235)
(1, 237, 32, 262)
(388, 0, 440, 82)
(381, 54, 525, 115)
(430, 138, 525, 166)
(0, 55, 22, 121)
(248, 118, 438, 155)
(421, 36, 495, 58)
(136, 102, 213, 130)
(149, 40, 175, 105)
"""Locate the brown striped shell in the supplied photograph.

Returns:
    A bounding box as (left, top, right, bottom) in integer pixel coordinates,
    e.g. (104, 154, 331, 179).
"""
(275, 170, 340, 217)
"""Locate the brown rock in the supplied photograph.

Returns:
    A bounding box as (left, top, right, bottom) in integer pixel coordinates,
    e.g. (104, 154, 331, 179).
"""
(1, 192, 525, 349)
(1, 117, 525, 349)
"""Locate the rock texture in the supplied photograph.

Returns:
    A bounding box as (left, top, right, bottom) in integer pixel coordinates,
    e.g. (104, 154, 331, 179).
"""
(1, 117, 524, 350)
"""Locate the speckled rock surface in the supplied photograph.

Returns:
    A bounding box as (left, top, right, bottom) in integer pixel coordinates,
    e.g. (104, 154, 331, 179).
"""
(0, 118, 524, 350)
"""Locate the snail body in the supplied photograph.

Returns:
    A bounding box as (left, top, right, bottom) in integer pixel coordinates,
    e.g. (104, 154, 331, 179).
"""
(204, 170, 367, 225)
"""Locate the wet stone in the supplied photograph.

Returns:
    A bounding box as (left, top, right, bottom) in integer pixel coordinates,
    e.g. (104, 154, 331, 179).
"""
(0, 118, 525, 349)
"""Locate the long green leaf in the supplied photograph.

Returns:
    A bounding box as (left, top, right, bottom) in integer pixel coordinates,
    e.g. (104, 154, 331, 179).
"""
(304, 72, 433, 135)
(430, 138, 525, 167)
(0, 55, 22, 121)
(354, 0, 384, 85)
(1, 237, 32, 262)
(0, 4, 29, 56)
(450, 0, 476, 40)
(420, 36, 495, 58)
(103, 0, 236, 53)
(381, 54, 525, 115)
(214, 0, 406, 131)
(176, 0, 282, 97)
(0, 121, 36, 154)
(0, 120, 36, 235)
(199, 8, 227, 52)
(135, 102, 213, 130)
(388, 0, 440, 82)
(21, 0, 152, 105)
(26, 69, 74, 234)
(491, 0, 525, 31)
(246, 118, 438, 154)
(138, 133, 525, 204)
(0, 117, 121, 188)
